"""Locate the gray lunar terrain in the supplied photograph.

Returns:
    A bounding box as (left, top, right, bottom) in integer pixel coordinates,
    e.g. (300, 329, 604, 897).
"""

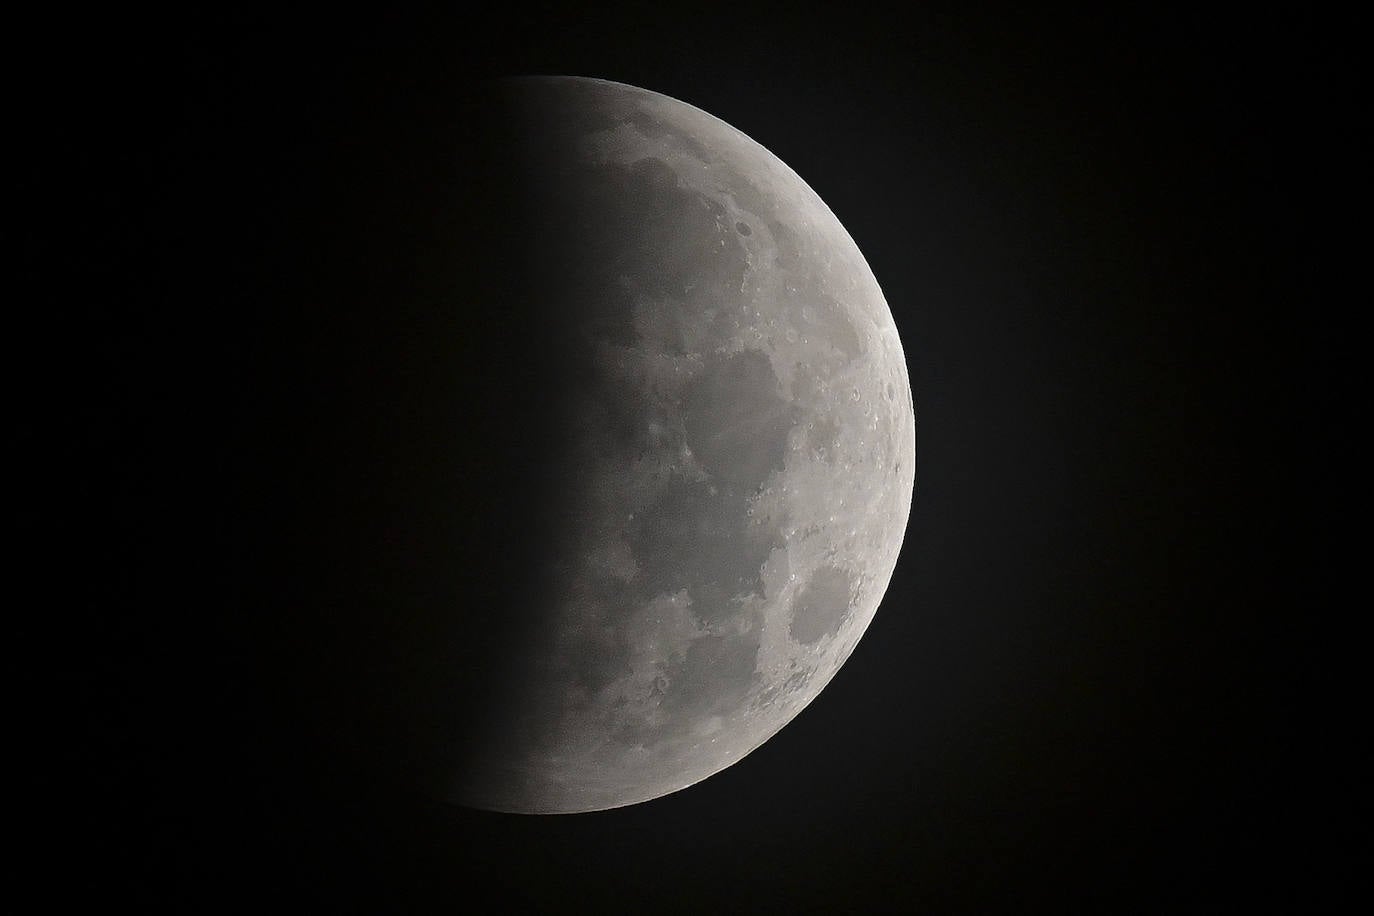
(455, 77, 915, 813)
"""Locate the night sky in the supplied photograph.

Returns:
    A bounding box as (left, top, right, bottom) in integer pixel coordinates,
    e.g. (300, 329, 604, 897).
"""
(42, 6, 1318, 911)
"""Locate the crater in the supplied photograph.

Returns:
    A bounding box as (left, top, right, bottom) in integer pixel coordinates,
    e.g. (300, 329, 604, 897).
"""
(735, 221, 751, 236)
(789, 564, 855, 645)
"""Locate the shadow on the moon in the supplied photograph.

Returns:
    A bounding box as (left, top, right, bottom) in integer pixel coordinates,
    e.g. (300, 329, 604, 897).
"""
(225, 81, 583, 806)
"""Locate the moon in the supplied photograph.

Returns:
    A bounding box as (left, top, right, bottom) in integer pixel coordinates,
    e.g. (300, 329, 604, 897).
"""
(453, 77, 915, 813)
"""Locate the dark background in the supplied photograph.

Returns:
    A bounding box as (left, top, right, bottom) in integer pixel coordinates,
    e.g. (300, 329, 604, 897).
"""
(35, 4, 1321, 911)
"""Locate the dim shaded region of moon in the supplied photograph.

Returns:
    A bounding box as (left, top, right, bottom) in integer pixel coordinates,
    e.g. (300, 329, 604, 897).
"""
(453, 77, 916, 813)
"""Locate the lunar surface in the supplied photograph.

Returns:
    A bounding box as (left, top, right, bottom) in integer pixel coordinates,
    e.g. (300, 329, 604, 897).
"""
(454, 77, 915, 813)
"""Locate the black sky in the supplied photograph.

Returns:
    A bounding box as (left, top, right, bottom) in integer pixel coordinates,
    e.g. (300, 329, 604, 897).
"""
(37, 5, 1320, 911)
